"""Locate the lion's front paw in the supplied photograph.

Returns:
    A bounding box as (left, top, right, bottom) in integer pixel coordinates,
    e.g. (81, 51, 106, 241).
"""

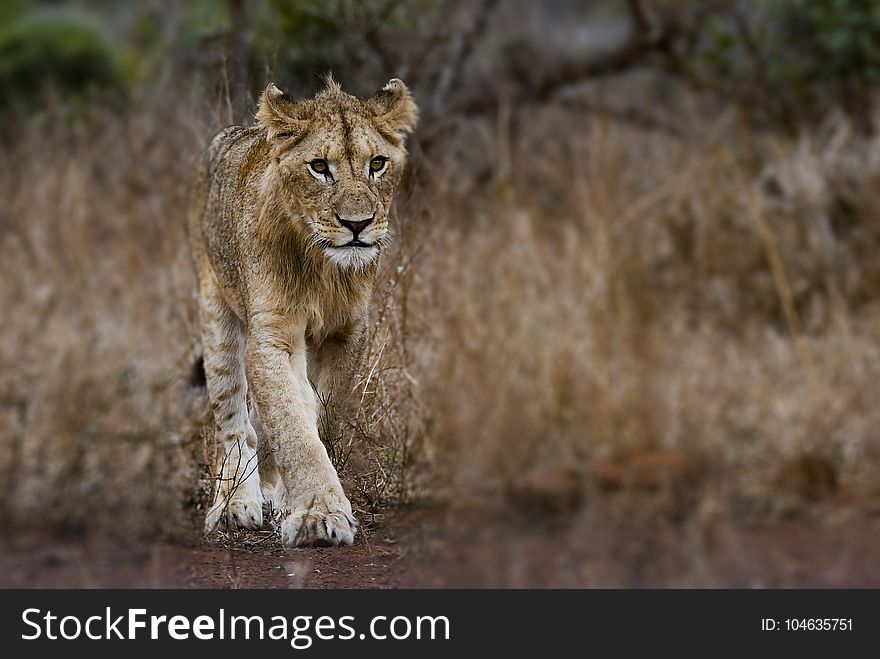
(205, 484, 264, 533)
(280, 495, 357, 547)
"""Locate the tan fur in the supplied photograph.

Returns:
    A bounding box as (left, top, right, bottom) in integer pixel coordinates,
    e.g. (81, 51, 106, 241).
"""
(188, 78, 417, 547)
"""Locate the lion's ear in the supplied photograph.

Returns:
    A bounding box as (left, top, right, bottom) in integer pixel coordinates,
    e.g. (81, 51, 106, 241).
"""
(369, 78, 418, 140)
(256, 83, 308, 139)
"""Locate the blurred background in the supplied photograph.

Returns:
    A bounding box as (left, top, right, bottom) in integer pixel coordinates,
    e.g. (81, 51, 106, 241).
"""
(1, 0, 880, 587)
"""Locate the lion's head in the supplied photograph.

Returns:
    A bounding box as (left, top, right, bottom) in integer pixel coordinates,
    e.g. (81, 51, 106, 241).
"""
(256, 77, 418, 270)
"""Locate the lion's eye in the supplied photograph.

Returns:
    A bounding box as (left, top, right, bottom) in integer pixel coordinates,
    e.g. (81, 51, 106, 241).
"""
(309, 159, 329, 174)
(369, 156, 387, 173)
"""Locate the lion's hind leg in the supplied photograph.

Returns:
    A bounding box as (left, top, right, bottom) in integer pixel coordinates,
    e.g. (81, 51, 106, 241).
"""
(199, 272, 263, 533)
(249, 400, 280, 517)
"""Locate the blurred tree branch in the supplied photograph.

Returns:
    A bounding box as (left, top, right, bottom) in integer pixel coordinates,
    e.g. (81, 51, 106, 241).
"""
(357, 0, 403, 75)
(226, 0, 879, 137)
(430, 0, 499, 114)
(224, 0, 252, 123)
(444, 0, 687, 117)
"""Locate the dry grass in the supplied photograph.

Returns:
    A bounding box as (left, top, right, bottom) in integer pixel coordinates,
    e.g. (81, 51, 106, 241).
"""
(0, 100, 207, 536)
(1, 92, 879, 542)
(389, 109, 880, 518)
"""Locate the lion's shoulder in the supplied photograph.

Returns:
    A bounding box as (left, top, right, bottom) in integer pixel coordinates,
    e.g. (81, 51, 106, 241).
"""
(203, 125, 265, 187)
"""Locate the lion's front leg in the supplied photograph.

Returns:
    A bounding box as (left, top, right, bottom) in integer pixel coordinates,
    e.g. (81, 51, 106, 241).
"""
(246, 318, 357, 547)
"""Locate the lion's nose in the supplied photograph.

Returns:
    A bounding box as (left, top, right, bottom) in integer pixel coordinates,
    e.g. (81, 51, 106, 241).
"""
(336, 214, 373, 239)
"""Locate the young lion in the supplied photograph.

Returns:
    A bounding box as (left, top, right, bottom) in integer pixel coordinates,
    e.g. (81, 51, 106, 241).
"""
(188, 78, 417, 547)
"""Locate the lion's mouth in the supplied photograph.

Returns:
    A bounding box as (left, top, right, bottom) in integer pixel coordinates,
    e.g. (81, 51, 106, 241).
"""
(338, 239, 372, 248)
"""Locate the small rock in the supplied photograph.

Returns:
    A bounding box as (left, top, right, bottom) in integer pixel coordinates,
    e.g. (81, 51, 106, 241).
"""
(776, 454, 838, 501)
(506, 466, 583, 515)
(597, 448, 697, 493)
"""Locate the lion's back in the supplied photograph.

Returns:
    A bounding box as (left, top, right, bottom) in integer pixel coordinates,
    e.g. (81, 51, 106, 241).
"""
(188, 125, 266, 313)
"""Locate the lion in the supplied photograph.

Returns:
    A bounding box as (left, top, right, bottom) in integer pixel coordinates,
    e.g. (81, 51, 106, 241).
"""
(187, 77, 417, 547)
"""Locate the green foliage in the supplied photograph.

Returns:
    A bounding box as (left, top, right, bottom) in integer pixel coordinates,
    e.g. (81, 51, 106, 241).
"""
(0, 0, 29, 25)
(697, 0, 880, 129)
(790, 0, 880, 77)
(0, 15, 123, 111)
(255, 0, 429, 96)
(268, 0, 348, 42)
(256, 0, 351, 94)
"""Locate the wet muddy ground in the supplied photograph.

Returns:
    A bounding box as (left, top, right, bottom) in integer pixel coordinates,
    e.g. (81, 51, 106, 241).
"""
(2, 505, 879, 588)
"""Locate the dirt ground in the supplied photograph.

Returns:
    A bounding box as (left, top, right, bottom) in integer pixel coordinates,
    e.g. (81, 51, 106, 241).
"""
(2, 504, 879, 588)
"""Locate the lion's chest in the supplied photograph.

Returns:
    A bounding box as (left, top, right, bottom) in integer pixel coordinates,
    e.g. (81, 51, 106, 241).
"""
(299, 277, 371, 347)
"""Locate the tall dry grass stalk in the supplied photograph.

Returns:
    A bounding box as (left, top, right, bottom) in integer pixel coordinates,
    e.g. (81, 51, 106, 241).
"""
(1, 97, 878, 537)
